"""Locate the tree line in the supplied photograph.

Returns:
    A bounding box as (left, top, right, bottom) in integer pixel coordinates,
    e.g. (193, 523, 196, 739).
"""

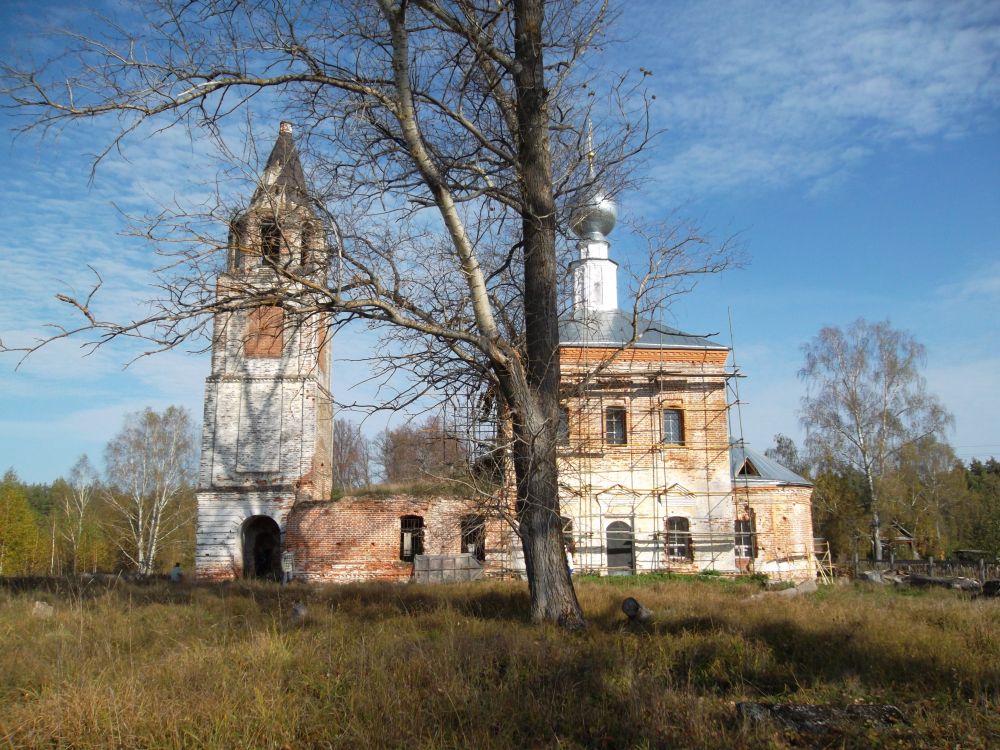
(0, 407, 196, 577)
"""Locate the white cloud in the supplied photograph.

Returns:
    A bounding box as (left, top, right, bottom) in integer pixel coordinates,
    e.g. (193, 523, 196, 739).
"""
(631, 0, 1000, 198)
(934, 260, 1000, 302)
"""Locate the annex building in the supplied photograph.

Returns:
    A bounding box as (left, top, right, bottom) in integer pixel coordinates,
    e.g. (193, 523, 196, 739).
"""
(195, 125, 817, 583)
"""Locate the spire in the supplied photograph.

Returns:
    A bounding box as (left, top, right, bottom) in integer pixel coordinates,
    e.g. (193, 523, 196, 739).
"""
(586, 119, 596, 178)
(252, 121, 308, 204)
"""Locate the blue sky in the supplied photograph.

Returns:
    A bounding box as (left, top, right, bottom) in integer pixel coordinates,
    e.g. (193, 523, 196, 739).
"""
(1, 0, 998, 483)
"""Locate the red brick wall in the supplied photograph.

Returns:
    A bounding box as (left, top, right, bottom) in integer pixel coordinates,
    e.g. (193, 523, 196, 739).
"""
(285, 494, 513, 582)
(734, 484, 815, 572)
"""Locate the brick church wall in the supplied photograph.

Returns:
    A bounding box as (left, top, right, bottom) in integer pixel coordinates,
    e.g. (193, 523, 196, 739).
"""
(285, 494, 512, 582)
(734, 484, 816, 580)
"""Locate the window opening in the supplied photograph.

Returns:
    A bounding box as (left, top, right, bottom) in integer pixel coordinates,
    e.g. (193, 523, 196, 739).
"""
(300, 223, 312, 266)
(260, 221, 281, 264)
(735, 519, 756, 559)
(737, 459, 760, 477)
(661, 408, 684, 444)
(460, 515, 486, 561)
(605, 406, 627, 445)
(399, 515, 425, 562)
(666, 516, 692, 560)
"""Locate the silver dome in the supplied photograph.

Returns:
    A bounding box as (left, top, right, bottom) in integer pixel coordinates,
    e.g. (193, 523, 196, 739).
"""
(570, 188, 617, 239)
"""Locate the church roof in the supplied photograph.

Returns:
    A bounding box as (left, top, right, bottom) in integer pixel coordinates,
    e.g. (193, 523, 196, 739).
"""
(252, 122, 309, 204)
(558, 309, 727, 350)
(730, 442, 812, 486)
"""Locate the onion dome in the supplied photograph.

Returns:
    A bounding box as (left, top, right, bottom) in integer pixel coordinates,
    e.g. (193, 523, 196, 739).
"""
(570, 186, 617, 240)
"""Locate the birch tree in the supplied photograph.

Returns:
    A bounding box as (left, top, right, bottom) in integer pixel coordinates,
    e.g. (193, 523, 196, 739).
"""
(58, 454, 100, 574)
(799, 319, 952, 561)
(103, 406, 196, 576)
(3, 0, 734, 626)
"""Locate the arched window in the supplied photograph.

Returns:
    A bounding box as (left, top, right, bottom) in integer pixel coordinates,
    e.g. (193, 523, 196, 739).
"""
(666, 516, 692, 560)
(400, 515, 424, 561)
(260, 220, 281, 264)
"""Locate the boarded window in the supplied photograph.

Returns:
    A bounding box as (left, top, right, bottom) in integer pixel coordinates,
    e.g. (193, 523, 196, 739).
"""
(661, 408, 684, 444)
(735, 519, 756, 559)
(461, 515, 486, 561)
(666, 516, 692, 560)
(605, 406, 627, 445)
(400, 515, 425, 561)
(246, 306, 284, 358)
(260, 221, 281, 264)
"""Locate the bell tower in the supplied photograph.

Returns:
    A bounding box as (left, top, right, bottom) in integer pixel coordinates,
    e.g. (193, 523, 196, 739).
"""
(195, 122, 333, 580)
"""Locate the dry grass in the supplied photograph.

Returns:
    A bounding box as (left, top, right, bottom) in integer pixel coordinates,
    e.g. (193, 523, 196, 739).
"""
(1, 576, 997, 749)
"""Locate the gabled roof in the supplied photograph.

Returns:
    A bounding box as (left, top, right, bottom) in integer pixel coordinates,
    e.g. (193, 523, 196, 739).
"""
(730, 442, 812, 486)
(559, 309, 726, 350)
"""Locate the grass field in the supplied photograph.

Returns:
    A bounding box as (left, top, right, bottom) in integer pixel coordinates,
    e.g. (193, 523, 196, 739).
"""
(1, 575, 997, 749)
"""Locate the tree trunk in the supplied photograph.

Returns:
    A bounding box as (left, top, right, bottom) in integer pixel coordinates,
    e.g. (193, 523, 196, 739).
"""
(512, 0, 584, 629)
(872, 508, 882, 562)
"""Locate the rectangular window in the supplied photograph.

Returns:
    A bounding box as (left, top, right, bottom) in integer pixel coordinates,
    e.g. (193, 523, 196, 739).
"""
(400, 515, 425, 562)
(245, 306, 284, 358)
(260, 221, 281, 264)
(661, 408, 684, 444)
(605, 406, 627, 445)
(735, 519, 756, 559)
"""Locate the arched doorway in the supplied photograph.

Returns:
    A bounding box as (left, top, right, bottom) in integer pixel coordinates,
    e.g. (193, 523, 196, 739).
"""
(241, 515, 281, 580)
(606, 520, 634, 575)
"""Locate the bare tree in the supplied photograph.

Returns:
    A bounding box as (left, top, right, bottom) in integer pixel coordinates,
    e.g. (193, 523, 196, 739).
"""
(799, 319, 952, 561)
(103, 406, 197, 576)
(376, 415, 469, 484)
(3, 0, 734, 626)
(331, 418, 372, 492)
(60, 454, 100, 574)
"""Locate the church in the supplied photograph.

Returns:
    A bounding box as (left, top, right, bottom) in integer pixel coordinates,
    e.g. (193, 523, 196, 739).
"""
(195, 124, 817, 583)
